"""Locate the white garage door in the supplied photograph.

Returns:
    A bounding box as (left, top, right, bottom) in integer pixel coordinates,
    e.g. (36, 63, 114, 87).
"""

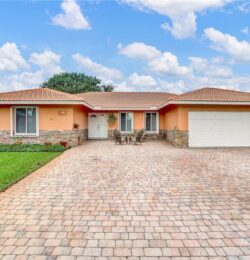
(188, 112, 250, 147)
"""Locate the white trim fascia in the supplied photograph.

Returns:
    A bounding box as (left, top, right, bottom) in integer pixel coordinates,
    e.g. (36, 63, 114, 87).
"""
(158, 100, 250, 109)
(92, 101, 250, 111)
(0, 103, 156, 111)
(169, 101, 250, 105)
(0, 100, 93, 107)
(36, 106, 39, 137)
(2, 100, 250, 111)
(10, 107, 13, 137)
(90, 107, 160, 111)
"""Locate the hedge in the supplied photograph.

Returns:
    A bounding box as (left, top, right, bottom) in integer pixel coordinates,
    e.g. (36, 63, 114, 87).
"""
(0, 144, 65, 152)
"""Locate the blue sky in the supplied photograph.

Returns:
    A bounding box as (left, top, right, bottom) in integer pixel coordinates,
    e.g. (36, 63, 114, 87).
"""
(0, 0, 250, 93)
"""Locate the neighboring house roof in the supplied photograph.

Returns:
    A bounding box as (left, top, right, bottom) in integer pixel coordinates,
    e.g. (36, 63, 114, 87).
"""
(174, 87, 250, 102)
(77, 92, 176, 110)
(0, 88, 90, 105)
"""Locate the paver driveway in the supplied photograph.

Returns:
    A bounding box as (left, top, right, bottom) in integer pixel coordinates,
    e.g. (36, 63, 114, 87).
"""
(0, 140, 250, 260)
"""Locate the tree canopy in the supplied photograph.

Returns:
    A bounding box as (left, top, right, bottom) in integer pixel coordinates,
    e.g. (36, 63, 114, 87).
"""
(41, 72, 114, 93)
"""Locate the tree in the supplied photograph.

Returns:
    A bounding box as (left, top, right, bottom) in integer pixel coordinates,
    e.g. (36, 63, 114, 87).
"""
(41, 72, 114, 93)
(101, 84, 114, 92)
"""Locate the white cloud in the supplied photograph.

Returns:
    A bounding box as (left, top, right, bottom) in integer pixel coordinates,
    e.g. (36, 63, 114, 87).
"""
(0, 42, 29, 72)
(161, 13, 197, 39)
(4, 71, 45, 91)
(210, 56, 225, 64)
(0, 67, 61, 92)
(184, 74, 250, 92)
(72, 53, 123, 82)
(30, 50, 62, 74)
(129, 73, 157, 87)
(189, 56, 233, 78)
(52, 0, 90, 30)
(115, 51, 250, 93)
(114, 83, 136, 92)
(122, 77, 188, 93)
(204, 27, 250, 62)
(238, 2, 250, 13)
(160, 79, 187, 94)
(120, 0, 232, 39)
(114, 71, 250, 93)
(149, 52, 190, 76)
(241, 26, 249, 35)
(0, 49, 62, 91)
(118, 42, 160, 60)
(119, 42, 190, 76)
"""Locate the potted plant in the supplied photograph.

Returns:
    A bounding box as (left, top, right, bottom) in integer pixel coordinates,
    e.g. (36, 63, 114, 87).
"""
(73, 123, 79, 130)
(13, 137, 23, 145)
(59, 141, 69, 149)
(107, 113, 117, 127)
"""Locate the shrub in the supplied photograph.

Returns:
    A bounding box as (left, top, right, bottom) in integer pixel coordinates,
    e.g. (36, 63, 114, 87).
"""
(0, 144, 65, 152)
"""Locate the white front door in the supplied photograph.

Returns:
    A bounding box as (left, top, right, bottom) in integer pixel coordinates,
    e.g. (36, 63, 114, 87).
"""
(88, 113, 108, 139)
(188, 112, 250, 147)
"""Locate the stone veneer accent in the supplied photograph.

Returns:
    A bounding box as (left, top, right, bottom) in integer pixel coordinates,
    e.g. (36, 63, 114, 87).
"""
(0, 129, 88, 147)
(164, 129, 188, 148)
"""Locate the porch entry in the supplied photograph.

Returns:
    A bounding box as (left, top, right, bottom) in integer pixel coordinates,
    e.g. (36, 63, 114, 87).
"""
(88, 113, 108, 139)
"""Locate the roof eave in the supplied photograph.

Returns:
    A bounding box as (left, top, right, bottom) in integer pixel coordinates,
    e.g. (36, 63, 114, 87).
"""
(0, 100, 93, 108)
(169, 100, 250, 105)
(1, 100, 249, 109)
(158, 100, 250, 109)
(90, 107, 160, 111)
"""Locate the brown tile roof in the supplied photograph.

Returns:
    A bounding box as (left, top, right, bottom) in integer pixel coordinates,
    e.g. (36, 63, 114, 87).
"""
(0, 88, 84, 102)
(77, 92, 176, 109)
(174, 87, 250, 102)
(0, 87, 249, 108)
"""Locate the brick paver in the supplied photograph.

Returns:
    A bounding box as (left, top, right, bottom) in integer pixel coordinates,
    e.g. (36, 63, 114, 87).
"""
(0, 140, 249, 259)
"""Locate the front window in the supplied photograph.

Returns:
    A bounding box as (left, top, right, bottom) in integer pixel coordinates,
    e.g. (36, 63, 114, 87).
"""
(15, 107, 37, 135)
(145, 112, 157, 132)
(120, 112, 132, 132)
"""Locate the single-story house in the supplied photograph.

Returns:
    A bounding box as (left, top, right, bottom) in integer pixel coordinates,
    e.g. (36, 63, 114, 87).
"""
(0, 87, 250, 148)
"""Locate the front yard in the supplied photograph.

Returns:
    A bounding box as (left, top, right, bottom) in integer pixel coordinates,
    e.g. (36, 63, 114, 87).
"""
(0, 152, 60, 192)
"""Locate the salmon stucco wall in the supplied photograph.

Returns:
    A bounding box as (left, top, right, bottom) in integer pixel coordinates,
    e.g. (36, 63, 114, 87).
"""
(133, 112, 144, 130)
(178, 105, 250, 131)
(0, 106, 10, 130)
(39, 105, 74, 131)
(73, 105, 88, 129)
(159, 112, 165, 130)
(163, 105, 179, 130)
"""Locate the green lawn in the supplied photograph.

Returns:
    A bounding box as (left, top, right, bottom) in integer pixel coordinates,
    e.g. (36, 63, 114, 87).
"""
(0, 152, 61, 192)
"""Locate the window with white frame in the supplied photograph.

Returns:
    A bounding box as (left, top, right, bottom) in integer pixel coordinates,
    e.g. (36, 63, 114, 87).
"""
(15, 107, 37, 135)
(145, 112, 157, 132)
(120, 112, 133, 132)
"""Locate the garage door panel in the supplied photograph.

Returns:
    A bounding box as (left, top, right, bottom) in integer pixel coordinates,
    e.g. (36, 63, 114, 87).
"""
(188, 112, 250, 147)
(189, 111, 250, 120)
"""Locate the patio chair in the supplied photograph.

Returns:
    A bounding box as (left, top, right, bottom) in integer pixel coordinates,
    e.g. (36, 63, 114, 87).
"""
(132, 129, 146, 145)
(113, 129, 122, 144)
